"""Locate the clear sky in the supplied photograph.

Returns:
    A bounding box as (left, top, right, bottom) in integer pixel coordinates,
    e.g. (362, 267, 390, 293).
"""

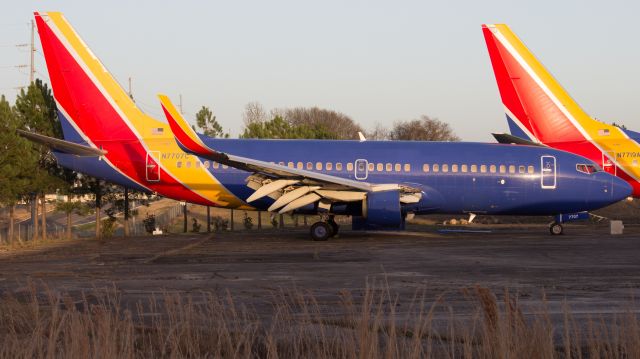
(1, 0, 639, 141)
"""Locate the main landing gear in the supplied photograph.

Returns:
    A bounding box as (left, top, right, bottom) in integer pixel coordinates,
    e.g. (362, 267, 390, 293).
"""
(310, 216, 340, 241)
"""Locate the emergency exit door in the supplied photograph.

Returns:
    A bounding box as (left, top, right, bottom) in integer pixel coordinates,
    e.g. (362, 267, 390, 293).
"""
(354, 159, 368, 180)
(602, 151, 617, 175)
(146, 151, 161, 182)
(540, 155, 556, 189)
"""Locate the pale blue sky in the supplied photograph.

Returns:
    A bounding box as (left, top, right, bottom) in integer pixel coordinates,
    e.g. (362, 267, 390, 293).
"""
(2, 0, 639, 140)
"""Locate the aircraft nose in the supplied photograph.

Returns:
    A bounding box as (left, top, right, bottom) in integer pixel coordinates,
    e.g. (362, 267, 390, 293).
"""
(610, 175, 633, 202)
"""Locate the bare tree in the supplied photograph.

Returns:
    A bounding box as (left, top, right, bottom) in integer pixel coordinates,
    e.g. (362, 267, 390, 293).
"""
(365, 123, 389, 140)
(242, 102, 268, 126)
(389, 115, 460, 141)
(281, 107, 362, 140)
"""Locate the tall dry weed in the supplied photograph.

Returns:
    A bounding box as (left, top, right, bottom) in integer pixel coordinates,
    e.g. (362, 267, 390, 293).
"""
(0, 280, 638, 358)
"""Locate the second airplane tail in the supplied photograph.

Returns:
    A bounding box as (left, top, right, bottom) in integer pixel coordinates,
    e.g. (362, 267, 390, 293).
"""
(482, 24, 614, 146)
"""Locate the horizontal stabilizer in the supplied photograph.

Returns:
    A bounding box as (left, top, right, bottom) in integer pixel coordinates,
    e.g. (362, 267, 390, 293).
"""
(492, 133, 544, 147)
(17, 130, 107, 157)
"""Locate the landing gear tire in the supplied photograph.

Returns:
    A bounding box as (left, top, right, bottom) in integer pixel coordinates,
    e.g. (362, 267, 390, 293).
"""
(327, 220, 339, 237)
(549, 222, 564, 235)
(310, 222, 331, 241)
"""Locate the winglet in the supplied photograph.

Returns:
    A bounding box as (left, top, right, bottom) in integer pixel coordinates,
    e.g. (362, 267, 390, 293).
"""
(158, 94, 220, 158)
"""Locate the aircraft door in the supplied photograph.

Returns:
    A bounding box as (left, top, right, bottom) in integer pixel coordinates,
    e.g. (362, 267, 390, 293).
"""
(602, 151, 617, 175)
(146, 151, 161, 182)
(540, 155, 556, 189)
(354, 159, 368, 180)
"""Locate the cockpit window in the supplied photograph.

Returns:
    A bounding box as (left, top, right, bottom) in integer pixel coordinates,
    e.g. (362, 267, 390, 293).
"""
(576, 164, 600, 174)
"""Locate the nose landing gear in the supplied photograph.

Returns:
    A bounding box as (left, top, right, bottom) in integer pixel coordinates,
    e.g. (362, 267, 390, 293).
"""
(550, 212, 590, 235)
(549, 222, 564, 235)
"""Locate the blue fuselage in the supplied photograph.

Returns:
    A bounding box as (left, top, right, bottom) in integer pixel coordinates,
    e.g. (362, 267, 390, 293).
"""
(56, 138, 631, 216)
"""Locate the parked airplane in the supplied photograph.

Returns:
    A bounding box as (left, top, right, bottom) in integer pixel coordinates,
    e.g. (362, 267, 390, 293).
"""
(25, 12, 630, 239)
(483, 24, 640, 197)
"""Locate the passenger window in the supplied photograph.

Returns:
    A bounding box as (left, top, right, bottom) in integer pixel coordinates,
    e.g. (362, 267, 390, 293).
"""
(378, 163, 384, 172)
(222, 164, 229, 169)
(452, 164, 458, 173)
(404, 164, 411, 172)
(480, 165, 487, 173)
(368, 163, 375, 171)
(213, 162, 219, 169)
(306, 162, 313, 170)
(297, 162, 303, 169)
(499, 165, 506, 174)
(288, 162, 294, 168)
(336, 163, 343, 171)
(422, 164, 429, 172)
(204, 161, 210, 169)
(527, 165, 534, 174)
(519, 165, 525, 174)
(177, 161, 182, 168)
(461, 164, 468, 173)
(393, 163, 399, 172)
(442, 164, 449, 173)
(326, 162, 333, 171)
(470, 165, 477, 173)
(347, 162, 354, 171)
(196, 161, 201, 168)
(186, 161, 191, 168)
(489, 165, 496, 173)
(508, 165, 515, 174)
(316, 162, 323, 170)
(634, 160, 639, 167)
(278, 161, 284, 166)
(433, 164, 440, 172)
(386, 163, 392, 172)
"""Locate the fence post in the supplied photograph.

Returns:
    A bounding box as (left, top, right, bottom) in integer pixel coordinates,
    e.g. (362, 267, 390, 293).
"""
(257, 211, 262, 229)
(182, 202, 187, 233)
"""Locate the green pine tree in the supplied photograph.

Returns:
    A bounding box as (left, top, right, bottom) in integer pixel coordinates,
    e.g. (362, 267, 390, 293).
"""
(196, 106, 229, 138)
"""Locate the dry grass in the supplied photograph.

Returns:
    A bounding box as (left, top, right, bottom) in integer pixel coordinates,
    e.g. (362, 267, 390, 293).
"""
(0, 281, 638, 358)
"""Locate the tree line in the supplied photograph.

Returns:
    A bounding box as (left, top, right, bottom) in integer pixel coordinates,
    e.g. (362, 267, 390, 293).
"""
(196, 101, 459, 141)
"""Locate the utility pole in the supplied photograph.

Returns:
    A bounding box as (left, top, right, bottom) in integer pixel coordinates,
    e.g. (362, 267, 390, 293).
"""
(30, 20, 35, 84)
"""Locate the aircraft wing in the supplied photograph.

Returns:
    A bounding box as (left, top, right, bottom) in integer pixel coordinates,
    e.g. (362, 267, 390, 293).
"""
(17, 129, 107, 157)
(158, 94, 422, 211)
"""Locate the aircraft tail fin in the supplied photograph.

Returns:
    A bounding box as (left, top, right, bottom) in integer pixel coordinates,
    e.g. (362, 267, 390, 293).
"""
(34, 11, 164, 144)
(482, 24, 612, 145)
